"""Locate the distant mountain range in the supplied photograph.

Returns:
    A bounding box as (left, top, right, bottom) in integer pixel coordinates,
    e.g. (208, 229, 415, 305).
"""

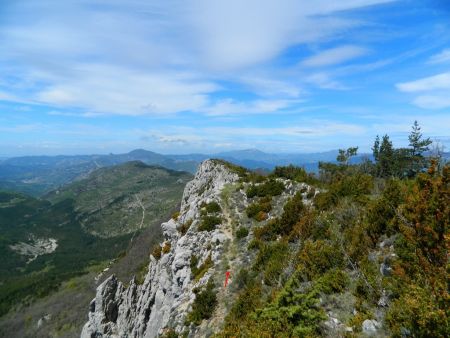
(4, 147, 447, 197)
(0, 148, 375, 196)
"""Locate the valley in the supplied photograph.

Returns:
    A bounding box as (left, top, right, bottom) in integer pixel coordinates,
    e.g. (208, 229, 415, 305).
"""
(0, 162, 192, 337)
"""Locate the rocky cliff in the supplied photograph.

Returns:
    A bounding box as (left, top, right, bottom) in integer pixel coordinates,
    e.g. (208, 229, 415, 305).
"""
(81, 159, 310, 338)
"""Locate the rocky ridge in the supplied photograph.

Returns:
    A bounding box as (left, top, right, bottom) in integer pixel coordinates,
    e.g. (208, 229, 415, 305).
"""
(81, 160, 239, 337)
(81, 159, 311, 338)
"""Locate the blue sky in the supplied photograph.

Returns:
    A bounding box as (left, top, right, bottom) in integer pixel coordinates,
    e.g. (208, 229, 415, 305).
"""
(0, 0, 449, 156)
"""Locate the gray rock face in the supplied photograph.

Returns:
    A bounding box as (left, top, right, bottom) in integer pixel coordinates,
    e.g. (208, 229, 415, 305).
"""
(81, 160, 239, 338)
(362, 319, 381, 335)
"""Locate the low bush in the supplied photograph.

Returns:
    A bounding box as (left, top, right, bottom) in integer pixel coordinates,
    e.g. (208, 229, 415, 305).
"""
(162, 241, 171, 254)
(253, 219, 278, 241)
(151, 244, 162, 260)
(315, 268, 349, 294)
(246, 180, 285, 198)
(190, 254, 213, 281)
(201, 201, 221, 214)
(272, 165, 318, 185)
(297, 239, 344, 279)
(160, 329, 178, 338)
(315, 173, 374, 210)
(246, 197, 272, 220)
(253, 241, 290, 285)
(254, 211, 268, 222)
(178, 219, 193, 235)
(247, 238, 263, 250)
(386, 284, 448, 338)
(235, 226, 249, 239)
(277, 192, 305, 236)
(186, 281, 217, 325)
(198, 215, 222, 231)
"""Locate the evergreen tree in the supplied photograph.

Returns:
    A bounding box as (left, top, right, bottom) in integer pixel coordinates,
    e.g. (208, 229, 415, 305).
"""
(337, 147, 358, 165)
(408, 120, 432, 157)
(372, 135, 380, 162)
(379, 134, 394, 177)
(408, 121, 432, 175)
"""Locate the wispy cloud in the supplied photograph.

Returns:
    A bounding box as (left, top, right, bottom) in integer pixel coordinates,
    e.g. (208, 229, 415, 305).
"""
(201, 98, 301, 116)
(396, 72, 450, 109)
(428, 49, 450, 64)
(412, 95, 450, 110)
(301, 45, 368, 67)
(0, 0, 397, 116)
(306, 72, 348, 90)
(396, 72, 450, 92)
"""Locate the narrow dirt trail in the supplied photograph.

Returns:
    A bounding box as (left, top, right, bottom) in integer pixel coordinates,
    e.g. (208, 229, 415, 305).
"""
(206, 186, 242, 332)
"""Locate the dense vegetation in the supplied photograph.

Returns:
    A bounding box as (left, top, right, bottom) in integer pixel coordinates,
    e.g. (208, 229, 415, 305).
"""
(0, 162, 190, 319)
(217, 121, 449, 337)
(0, 193, 132, 317)
(45, 161, 191, 237)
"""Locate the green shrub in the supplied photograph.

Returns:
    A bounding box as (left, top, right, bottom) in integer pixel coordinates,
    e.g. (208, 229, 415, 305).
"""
(315, 173, 374, 210)
(198, 215, 222, 231)
(204, 201, 221, 213)
(246, 180, 285, 198)
(253, 241, 290, 285)
(246, 198, 272, 220)
(236, 226, 249, 239)
(253, 219, 278, 241)
(278, 192, 305, 236)
(186, 281, 217, 325)
(247, 238, 263, 250)
(211, 159, 248, 178)
(315, 268, 349, 294)
(386, 284, 449, 338)
(297, 240, 344, 279)
(190, 254, 213, 281)
(272, 165, 318, 185)
(250, 273, 325, 337)
(367, 179, 403, 240)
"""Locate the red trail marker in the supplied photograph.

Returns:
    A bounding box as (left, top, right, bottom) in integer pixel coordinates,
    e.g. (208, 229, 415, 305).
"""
(224, 271, 231, 287)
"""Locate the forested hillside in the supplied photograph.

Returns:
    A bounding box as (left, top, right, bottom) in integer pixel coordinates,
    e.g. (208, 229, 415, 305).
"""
(0, 162, 192, 337)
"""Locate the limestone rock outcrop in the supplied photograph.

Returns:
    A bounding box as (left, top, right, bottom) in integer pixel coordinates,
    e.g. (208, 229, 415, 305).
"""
(81, 160, 239, 338)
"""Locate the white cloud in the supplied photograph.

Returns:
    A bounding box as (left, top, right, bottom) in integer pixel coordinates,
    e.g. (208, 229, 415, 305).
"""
(396, 72, 450, 92)
(301, 45, 368, 67)
(412, 95, 450, 110)
(0, 0, 397, 116)
(34, 65, 217, 115)
(396, 72, 450, 109)
(306, 72, 348, 90)
(201, 98, 299, 116)
(428, 49, 450, 64)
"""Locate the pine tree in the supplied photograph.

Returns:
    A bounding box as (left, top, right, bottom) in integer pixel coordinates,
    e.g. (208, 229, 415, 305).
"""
(372, 135, 380, 162)
(408, 121, 432, 175)
(337, 147, 358, 165)
(408, 120, 432, 157)
(379, 134, 394, 177)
